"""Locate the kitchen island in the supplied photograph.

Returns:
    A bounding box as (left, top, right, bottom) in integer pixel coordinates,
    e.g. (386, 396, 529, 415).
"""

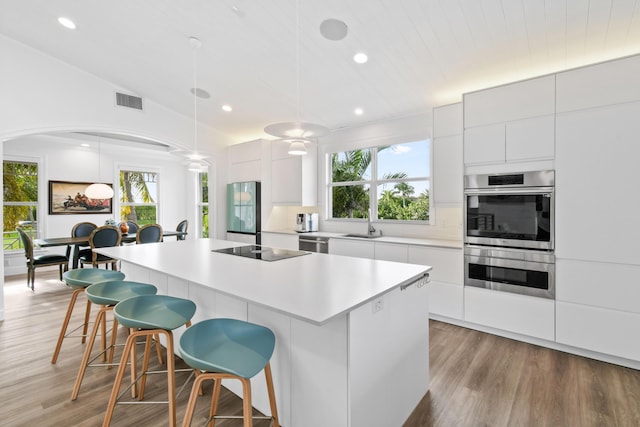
(97, 238, 432, 427)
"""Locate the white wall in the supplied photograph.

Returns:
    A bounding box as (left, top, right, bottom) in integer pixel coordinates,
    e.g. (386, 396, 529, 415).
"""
(0, 35, 232, 320)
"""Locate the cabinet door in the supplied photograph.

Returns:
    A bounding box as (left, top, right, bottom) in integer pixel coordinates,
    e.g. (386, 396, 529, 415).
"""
(374, 242, 408, 262)
(556, 101, 640, 264)
(464, 287, 555, 341)
(433, 134, 463, 204)
(557, 301, 640, 361)
(505, 115, 555, 161)
(408, 246, 463, 284)
(271, 157, 302, 205)
(261, 232, 299, 251)
(464, 75, 556, 127)
(463, 124, 505, 165)
(329, 239, 374, 259)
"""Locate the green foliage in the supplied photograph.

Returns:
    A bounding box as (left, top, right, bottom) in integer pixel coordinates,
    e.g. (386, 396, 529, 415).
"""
(3, 161, 38, 233)
(331, 149, 429, 221)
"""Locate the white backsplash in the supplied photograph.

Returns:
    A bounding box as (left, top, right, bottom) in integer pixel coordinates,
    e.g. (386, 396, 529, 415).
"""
(266, 205, 462, 241)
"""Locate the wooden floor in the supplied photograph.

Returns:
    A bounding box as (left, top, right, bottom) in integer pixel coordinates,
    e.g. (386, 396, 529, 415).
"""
(2, 270, 640, 426)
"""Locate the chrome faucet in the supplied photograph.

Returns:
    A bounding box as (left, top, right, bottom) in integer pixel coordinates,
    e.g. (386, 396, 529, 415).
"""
(367, 209, 376, 235)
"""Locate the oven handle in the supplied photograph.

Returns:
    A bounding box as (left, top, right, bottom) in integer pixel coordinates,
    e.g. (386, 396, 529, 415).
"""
(464, 186, 554, 195)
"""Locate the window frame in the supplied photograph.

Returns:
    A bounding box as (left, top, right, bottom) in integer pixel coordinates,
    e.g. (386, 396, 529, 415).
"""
(118, 167, 160, 226)
(327, 139, 432, 224)
(3, 156, 42, 252)
(197, 170, 209, 238)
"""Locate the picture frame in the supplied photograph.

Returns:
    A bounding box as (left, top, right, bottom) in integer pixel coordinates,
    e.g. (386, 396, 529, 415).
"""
(48, 180, 113, 215)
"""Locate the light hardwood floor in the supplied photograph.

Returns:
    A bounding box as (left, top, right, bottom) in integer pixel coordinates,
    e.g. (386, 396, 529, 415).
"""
(2, 270, 640, 426)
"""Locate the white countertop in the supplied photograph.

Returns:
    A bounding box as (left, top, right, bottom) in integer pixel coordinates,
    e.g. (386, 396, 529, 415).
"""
(263, 229, 463, 249)
(97, 238, 431, 325)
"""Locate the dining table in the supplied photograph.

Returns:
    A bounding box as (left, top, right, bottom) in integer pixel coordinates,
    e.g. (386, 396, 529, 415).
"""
(34, 230, 187, 268)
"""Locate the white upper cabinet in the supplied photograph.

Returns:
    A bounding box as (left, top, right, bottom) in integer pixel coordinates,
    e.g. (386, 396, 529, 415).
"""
(228, 139, 263, 182)
(463, 75, 556, 166)
(556, 55, 640, 113)
(464, 75, 556, 127)
(271, 141, 317, 206)
(433, 103, 463, 205)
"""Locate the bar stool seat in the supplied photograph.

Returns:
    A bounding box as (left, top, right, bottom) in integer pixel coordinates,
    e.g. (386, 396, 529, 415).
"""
(179, 318, 280, 427)
(71, 280, 158, 400)
(52, 268, 125, 364)
(103, 295, 196, 427)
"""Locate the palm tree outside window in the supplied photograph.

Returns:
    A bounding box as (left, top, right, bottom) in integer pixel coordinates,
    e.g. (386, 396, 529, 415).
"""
(119, 170, 158, 226)
(198, 171, 209, 238)
(3, 160, 38, 251)
(329, 140, 430, 222)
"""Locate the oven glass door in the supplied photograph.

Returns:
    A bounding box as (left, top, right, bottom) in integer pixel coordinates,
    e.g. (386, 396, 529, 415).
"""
(465, 188, 553, 250)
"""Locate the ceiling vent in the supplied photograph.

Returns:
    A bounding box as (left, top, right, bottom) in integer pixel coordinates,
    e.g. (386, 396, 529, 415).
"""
(115, 92, 143, 110)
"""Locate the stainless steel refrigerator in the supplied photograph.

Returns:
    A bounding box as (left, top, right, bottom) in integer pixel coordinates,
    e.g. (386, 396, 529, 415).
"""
(226, 181, 261, 244)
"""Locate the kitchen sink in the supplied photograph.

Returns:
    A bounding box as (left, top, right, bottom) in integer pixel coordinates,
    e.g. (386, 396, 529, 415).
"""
(344, 233, 381, 239)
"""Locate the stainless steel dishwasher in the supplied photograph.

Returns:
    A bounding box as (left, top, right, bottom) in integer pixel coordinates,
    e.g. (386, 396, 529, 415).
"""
(298, 235, 329, 253)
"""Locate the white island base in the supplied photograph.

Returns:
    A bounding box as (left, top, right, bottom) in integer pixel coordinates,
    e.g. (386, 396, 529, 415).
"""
(100, 239, 430, 427)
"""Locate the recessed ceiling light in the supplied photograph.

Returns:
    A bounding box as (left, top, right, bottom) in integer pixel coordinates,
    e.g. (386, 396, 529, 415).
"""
(354, 108, 364, 116)
(222, 105, 233, 112)
(58, 17, 76, 30)
(190, 87, 210, 99)
(354, 52, 368, 64)
(81, 143, 90, 147)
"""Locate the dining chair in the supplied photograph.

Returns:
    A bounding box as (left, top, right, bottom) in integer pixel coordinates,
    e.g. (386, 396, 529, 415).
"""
(136, 224, 163, 244)
(125, 220, 139, 234)
(16, 227, 69, 291)
(175, 219, 188, 241)
(80, 225, 122, 270)
(66, 222, 97, 269)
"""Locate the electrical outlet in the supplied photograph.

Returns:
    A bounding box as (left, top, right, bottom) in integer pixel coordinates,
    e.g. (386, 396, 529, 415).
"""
(372, 297, 384, 314)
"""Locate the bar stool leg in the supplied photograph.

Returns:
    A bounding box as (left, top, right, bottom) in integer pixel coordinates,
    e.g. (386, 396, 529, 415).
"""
(71, 306, 108, 400)
(264, 362, 280, 427)
(52, 288, 90, 364)
(103, 330, 139, 427)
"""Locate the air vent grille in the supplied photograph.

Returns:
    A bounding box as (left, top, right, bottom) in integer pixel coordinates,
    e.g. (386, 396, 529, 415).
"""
(115, 92, 143, 110)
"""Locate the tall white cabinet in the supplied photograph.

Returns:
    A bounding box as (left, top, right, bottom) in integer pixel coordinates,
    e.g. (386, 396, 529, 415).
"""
(555, 55, 640, 362)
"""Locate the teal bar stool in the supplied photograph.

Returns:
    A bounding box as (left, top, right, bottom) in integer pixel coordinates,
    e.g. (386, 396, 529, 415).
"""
(103, 295, 197, 427)
(71, 280, 158, 401)
(52, 268, 125, 364)
(179, 318, 280, 427)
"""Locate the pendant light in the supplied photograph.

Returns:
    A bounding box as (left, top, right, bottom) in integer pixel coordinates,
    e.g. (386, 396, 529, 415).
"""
(264, 0, 328, 155)
(188, 36, 206, 172)
(85, 141, 114, 199)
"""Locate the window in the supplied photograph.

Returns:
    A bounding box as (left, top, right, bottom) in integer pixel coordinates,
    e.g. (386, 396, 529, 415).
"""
(119, 170, 158, 225)
(329, 140, 430, 222)
(3, 160, 38, 251)
(198, 171, 209, 238)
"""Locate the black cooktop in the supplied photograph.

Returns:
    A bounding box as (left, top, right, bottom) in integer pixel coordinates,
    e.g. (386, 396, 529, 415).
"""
(212, 245, 310, 262)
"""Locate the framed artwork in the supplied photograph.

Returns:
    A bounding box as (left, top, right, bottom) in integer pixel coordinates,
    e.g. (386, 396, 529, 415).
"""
(48, 180, 113, 215)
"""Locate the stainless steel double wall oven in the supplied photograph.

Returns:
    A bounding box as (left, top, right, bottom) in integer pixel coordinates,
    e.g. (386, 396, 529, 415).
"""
(464, 170, 555, 299)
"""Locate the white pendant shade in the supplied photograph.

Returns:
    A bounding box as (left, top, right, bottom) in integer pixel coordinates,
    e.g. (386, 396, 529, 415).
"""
(188, 161, 206, 172)
(85, 183, 114, 200)
(287, 140, 307, 155)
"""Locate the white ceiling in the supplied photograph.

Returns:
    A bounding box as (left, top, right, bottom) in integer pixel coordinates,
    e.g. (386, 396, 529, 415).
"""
(2, 0, 640, 144)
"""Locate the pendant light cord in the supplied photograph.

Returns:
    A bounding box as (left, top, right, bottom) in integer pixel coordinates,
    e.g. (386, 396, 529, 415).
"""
(193, 40, 198, 155)
(295, 0, 300, 124)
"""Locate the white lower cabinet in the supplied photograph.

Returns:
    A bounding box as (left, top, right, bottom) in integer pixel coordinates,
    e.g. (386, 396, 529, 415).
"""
(408, 245, 463, 320)
(464, 287, 555, 341)
(261, 232, 299, 251)
(374, 242, 408, 262)
(329, 238, 375, 259)
(556, 302, 640, 361)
